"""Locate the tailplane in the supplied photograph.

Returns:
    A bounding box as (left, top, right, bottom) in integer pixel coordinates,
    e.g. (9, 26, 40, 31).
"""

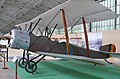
(99, 44, 116, 52)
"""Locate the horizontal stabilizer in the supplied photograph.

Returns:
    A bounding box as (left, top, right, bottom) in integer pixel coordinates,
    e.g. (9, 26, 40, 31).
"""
(99, 44, 120, 58)
(99, 44, 116, 52)
(100, 51, 120, 58)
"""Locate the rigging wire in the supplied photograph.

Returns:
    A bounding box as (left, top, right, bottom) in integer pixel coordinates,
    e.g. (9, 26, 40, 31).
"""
(46, 9, 61, 28)
(41, 9, 61, 33)
(49, 24, 58, 38)
(29, 18, 42, 35)
(64, 11, 81, 45)
(69, 18, 82, 31)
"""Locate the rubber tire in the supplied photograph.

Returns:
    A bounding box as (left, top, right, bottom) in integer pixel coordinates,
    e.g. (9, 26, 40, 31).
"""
(18, 58, 28, 68)
(25, 61, 37, 73)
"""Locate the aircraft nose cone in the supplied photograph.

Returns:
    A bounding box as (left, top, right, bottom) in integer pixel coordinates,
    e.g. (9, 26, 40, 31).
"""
(8, 29, 30, 50)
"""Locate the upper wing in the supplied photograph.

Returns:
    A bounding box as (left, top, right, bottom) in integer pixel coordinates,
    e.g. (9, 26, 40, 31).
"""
(16, 0, 118, 32)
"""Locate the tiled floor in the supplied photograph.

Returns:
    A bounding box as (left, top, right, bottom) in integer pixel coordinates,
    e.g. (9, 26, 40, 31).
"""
(0, 62, 21, 79)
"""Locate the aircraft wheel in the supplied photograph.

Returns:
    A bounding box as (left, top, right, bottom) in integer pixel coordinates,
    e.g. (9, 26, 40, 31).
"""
(25, 61, 37, 73)
(18, 58, 28, 68)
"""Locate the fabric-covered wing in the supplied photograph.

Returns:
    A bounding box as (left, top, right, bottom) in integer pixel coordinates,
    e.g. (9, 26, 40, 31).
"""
(16, 0, 118, 32)
(36, 52, 106, 66)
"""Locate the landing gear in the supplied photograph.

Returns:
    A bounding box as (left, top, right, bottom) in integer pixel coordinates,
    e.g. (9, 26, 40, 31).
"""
(18, 50, 30, 68)
(18, 50, 46, 73)
(25, 55, 46, 73)
(25, 60, 37, 73)
(18, 58, 28, 68)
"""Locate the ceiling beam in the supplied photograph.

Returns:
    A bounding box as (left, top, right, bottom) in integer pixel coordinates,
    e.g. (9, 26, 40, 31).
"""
(2, 0, 43, 32)
(14, 0, 42, 18)
(94, 0, 106, 3)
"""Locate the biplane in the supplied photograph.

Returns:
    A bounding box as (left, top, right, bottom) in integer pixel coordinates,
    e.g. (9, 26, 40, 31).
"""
(7, 0, 119, 73)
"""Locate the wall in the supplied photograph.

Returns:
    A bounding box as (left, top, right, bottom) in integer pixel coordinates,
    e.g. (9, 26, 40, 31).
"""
(102, 30, 120, 52)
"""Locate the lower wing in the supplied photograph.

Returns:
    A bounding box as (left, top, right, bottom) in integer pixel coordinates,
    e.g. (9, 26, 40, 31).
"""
(36, 51, 106, 66)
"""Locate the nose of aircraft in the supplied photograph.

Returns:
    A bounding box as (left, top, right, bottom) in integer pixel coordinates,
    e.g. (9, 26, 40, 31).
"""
(8, 29, 30, 50)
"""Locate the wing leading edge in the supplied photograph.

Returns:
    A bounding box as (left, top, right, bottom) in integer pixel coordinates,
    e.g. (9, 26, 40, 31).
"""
(16, 0, 118, 31)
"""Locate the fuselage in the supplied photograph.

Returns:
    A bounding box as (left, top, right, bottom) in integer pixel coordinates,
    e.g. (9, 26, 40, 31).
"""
(9, 29, 110, 59)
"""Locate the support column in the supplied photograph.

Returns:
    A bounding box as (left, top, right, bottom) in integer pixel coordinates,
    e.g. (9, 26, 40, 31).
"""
(114, 0, 117, 30)
(6, 48, 8, 62)
(89, 23, 92, 32)
(61, 9, 70, 55)
(58, 28, 60, 34)
(82, 17, 90, 57)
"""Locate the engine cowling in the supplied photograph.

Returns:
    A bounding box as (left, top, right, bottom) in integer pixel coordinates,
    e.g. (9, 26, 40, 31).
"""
(9, 29, 30, 50)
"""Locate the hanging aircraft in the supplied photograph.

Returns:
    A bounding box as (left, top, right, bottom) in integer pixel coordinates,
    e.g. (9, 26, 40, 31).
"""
(7, 0, 119, 73)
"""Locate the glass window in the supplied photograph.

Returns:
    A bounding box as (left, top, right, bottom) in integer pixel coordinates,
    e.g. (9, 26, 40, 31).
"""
(117, 16, 120, 24)
(116, 25, 120, 29)
(93, 28, 96, 32)
(104, 0, 108, 7)
(119, 15, 120, 24)
(100, 1, 104, 5)
(111, 0, 115, 7)
(110, 6, 115, 12)
(101, 21, 103, 26)
(108, 0, 111, 7)
(102, 26, 104, 31)
(54, 29, 59, 34)
(105, 20, 108, 26)
(60, 29, 64, 34)
(111, 25, 114, 30)
(92, 23, 94, 28)
(99, 21, 101, 26)
(110, 26, 113, 30)
(111, 19, 113, 26)
(117, 0, 120, 5)
(117, 5, 120, 14)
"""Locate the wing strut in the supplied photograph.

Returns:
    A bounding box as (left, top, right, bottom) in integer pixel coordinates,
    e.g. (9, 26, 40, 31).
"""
(61, 9, 70, 55)
(29, 18, 42, 34)
(27, 22, 33, 32)
(49, 24, 58, 38)
(38, 28, 43, 36)
(82, 17, 90, 57)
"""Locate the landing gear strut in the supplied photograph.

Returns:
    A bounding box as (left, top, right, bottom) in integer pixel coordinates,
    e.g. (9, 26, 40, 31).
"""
(25, 55, 46, 73)
(18, 50, 29, 68)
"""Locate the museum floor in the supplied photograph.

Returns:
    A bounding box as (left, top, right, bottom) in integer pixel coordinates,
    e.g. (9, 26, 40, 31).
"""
(0, 59, 120, 79)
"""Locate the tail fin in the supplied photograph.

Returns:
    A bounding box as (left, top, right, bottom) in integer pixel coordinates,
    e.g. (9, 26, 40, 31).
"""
(99, 44, 116, 52)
